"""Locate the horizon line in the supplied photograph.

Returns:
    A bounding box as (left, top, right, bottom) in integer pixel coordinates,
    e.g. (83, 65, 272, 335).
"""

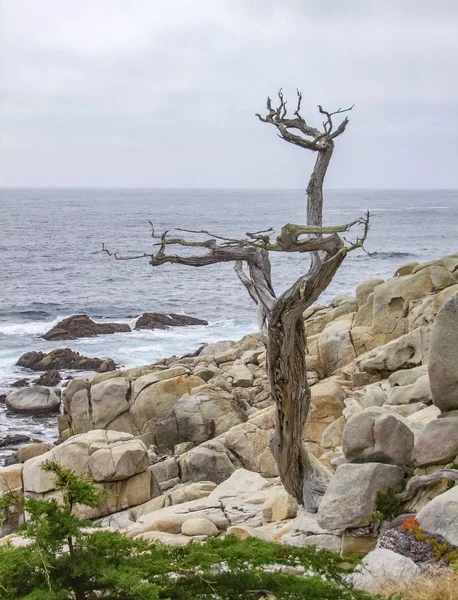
(1, 186, 458, 192)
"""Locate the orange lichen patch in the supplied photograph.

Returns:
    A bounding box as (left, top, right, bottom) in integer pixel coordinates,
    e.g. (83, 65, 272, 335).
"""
(401, 516, 422, 533)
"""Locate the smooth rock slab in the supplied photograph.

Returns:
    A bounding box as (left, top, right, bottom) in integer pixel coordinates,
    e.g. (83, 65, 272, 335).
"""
(348, 548, 420, 592)
(317, 463, 404, 531)
(416, 485, 458, 546)
(5, 386, 61, 414)
(428, 291, 458, 412)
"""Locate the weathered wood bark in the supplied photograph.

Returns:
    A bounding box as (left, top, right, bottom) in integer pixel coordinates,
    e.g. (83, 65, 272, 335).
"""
(396, 469, 458, 503)
(307, 145, 334, 227)
(268, 249, 345, 510)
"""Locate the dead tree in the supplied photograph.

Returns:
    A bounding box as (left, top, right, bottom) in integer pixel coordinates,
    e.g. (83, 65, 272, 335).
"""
(103, 91, 368, 512)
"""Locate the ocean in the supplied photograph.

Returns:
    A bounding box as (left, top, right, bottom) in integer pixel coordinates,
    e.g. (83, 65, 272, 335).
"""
(1, 188, 457, 462)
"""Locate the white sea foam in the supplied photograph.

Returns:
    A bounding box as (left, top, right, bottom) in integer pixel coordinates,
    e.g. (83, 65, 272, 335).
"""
(0, 316, 73, 336)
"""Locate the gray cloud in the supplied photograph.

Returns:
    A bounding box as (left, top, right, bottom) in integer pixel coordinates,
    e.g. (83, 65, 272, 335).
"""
(1, 0, 457, 187)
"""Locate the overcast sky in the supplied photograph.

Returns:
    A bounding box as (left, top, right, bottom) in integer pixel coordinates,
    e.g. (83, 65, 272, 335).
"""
(1, 0, 457, 189)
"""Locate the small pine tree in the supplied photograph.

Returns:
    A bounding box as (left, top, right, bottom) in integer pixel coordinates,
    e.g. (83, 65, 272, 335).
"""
(0, 462, 380, 600)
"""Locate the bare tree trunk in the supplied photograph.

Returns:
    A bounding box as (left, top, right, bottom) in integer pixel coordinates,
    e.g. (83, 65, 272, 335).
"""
(268, 249, 345, 511)
(307, 145, 334, 227)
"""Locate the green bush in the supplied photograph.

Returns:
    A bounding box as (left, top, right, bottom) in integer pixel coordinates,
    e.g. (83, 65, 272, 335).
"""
(0, 462, 382, 600)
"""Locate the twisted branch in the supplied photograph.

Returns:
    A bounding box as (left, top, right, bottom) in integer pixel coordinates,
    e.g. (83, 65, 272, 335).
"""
(256, 89, 354, 150)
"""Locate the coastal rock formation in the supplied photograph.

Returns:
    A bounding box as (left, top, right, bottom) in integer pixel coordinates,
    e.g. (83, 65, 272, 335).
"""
(4, 252, 458, 594)
(416, 485, 458, 546)
(22, 430, 151, 518)
(316, 463, 404, 530)
(10, 379, 29, 388)
(5, 442, 52, 466)
(413, 416, 458, 466)
(41, 314, 131, 341)
(16, 348, 116, 373)
(5, 386, 61, 414)
(0, 434, 32, 448)
(348, 548, 421, 592)
(35, 369, 61, 387)
(428, 290, 458, 412)
(135, 312, 208, 330)
(342, 409, 414, 466)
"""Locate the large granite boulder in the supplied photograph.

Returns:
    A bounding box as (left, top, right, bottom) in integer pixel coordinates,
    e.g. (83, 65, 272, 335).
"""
(152, 385, 246, 451)
(386, 374, 432, 406)
(224, 407, 278, 477)
(22, 430, 151, 518)
(416, 485, 458, 546)
(41, 314, 131, 341)
(304, 380, 347, 446)
(178, 440, 239, 484)
(371, 265, 456, 339)
(428, 291, 458, 413)
(317, 317, 357, 376)
(342, 409, 414, 466)
(317, 463, 404, 531)
(62, 368, 250, 456)
(5, 386, 61, 414)
(413, 415, 458, 467)
(348, 548, 420, 592)
(281, 508, 342, 551)
(17, 348, 116, 373)
(135, 313, 208, 330)
(62, 371, 206, 437)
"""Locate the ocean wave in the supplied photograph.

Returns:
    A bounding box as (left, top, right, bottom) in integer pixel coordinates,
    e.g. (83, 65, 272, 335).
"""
(366, 251, 417, 259)
(0, 309, 53, 322)
(0, 315, 72, 336)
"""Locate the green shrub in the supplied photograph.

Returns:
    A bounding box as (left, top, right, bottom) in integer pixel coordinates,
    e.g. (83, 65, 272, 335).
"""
(372, 488, 403, 523)
(0, 463, 382, 600)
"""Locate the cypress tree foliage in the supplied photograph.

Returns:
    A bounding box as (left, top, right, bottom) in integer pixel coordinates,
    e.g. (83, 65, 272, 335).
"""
(0, 463, 381, 600)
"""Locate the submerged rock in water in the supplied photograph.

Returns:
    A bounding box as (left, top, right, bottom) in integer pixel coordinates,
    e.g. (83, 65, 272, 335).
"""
(135, 312, 208, 330)
(35, 370, 61, 387)
(41, 314, 131, 340)
(0, 434, 32, 448)
(16, 348, 116, 373)
(5, 386, 61, 414)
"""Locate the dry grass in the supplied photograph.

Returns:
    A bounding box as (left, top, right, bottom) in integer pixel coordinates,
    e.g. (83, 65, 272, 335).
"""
(379, 572, 458, 599)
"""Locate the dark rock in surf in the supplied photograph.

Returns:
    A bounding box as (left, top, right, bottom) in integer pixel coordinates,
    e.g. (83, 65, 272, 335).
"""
(41, 314, 131, 341)
(135, 312, 208, 331)
(11, 379, 30, 388)
(35, 369, 61, 387)
(0, 434, 32, 448)
(16, 348, 116, 373)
